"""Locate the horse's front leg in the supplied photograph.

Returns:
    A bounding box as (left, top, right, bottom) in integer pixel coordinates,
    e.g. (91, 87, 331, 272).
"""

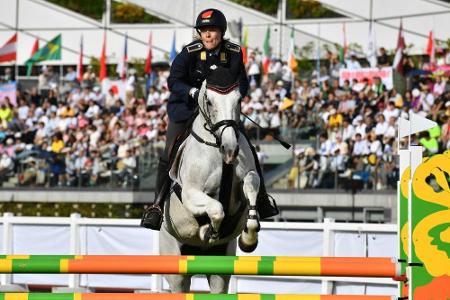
(183, 187, 224, 242)
(239, 170, 260, 253)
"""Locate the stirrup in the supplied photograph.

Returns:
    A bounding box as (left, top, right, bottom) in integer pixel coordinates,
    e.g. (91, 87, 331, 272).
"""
(140, 205, 164, 230)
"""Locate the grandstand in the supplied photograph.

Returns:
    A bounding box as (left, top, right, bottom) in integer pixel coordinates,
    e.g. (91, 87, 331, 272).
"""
(0, 0, 449, 222)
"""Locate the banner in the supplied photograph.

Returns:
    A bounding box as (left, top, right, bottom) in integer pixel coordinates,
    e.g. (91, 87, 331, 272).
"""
(339, 67, 393, 89)
(0, 82, 17, 106)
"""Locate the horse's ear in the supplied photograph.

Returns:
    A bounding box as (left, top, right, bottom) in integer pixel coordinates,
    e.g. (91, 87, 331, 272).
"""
(198, 80, 207, 104)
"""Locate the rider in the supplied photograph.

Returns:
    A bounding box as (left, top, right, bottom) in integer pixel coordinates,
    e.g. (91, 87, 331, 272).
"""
(141, 8, 279, 230)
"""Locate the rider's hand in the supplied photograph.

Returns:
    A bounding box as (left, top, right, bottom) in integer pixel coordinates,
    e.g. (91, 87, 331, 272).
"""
(189, 88, 200, 103)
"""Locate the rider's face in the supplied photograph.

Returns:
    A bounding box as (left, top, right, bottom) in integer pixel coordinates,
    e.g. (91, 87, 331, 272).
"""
(199, 26, 222, 50)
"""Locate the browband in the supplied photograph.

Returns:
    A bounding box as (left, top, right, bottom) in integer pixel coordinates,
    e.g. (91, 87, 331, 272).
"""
(206, 82, 239, 94)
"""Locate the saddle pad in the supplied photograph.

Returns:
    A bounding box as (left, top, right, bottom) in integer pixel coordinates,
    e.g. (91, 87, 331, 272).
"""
(168, 138, 188, 184)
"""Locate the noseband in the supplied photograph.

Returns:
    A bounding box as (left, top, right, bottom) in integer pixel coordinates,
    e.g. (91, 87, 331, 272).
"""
(191, 83, 240, 149)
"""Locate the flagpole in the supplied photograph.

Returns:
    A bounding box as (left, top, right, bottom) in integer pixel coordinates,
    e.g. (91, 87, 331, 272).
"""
(316, 24, 320, 83)
(15, 0, 19, 83)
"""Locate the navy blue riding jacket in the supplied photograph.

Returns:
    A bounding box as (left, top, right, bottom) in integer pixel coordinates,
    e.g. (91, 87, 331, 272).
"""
(167, 40, 249, 123)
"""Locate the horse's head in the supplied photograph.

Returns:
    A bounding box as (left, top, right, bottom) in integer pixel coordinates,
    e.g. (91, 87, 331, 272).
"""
(197, 70, 241, 164)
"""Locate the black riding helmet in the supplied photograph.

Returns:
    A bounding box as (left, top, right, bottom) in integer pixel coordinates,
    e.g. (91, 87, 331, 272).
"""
(195, 8, 227, 36)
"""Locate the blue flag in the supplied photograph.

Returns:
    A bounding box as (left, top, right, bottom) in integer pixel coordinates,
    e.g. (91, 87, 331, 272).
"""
(169, 31, 177, 63)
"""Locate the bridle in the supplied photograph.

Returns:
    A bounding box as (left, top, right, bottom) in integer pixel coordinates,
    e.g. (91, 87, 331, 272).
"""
(190, 83, 240, 149)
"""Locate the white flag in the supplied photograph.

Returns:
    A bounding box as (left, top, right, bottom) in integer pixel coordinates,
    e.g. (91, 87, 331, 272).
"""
(398, 114, 438, 138)
(366, 22, 377, 68)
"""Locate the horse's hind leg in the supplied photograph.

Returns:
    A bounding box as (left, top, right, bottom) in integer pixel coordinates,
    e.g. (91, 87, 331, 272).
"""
(239, 170, 260, 253)
(160, 225, 192, 292)
(206, 240, 236, 293)
(207, 274, 230, 293)
(166, 275, 192, 293)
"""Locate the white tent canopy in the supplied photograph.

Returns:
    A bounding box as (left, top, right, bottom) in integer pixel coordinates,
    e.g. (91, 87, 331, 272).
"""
(0, 0, 449, 65)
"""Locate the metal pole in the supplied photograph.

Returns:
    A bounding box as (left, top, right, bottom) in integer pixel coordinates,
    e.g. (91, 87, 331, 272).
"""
(14, 0, 20, 82)
(277, 0, 283, 58)
(192, 0, 196, 37)
(105, 0, 111, 29)
(316, 24, 321, 83)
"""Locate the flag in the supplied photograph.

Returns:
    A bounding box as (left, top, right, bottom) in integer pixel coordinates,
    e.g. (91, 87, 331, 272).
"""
(339, 23, 348, 63)
(398, 114, 438, 138)
(169, 31, 177, 63)
(241, 27, 248, 65)
(99, 32, 107, 82)
(26, 34, 61, 76)
(366, 22, 377, 68)
(0, 34, 17, 63)
(288, 28, 298, 72)
(116, 33, 128, 80)
(144, 32, 153, 75)
(392, 20, 405, 74)
(262, 26, 271, 75)
(426, 30, 435, 67)
(77, 35, 83, 82)
(30, 38, 39, 58)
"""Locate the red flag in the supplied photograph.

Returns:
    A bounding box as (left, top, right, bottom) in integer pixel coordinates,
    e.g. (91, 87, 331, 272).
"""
(30, 38, 39, 58)
(0, 34, 17, 63)
(426, 30, 435, 67)
(392, 20, 405, 74)
(144, 32, 152, 75)
(99, 32, 107, 82)
(77, 35, 83, 82)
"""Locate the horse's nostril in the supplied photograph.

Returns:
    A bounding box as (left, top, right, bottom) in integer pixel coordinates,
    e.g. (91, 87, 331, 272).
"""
(221, 145, 225, 152)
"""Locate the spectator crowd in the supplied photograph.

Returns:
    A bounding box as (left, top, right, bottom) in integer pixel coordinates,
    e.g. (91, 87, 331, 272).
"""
(0, 46, 449, 190)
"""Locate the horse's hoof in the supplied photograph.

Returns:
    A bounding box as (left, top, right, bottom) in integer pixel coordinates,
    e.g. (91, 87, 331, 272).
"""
(200, 224, 219, 243)
(238, 235, 258, 253)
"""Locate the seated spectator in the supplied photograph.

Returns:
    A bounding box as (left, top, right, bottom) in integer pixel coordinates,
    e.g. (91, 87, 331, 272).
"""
(0, 153, 14, 185)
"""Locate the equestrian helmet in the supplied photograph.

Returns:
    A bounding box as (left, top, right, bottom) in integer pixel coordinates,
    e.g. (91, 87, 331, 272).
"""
(195, 9, 227, 35)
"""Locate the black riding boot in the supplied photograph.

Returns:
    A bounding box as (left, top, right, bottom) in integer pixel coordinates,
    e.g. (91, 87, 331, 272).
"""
(249, 145, 279, 219)
(140, 158, 171, 230)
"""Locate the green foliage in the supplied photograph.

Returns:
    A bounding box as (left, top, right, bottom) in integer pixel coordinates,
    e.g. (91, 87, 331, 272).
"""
(286, 0, 345, 19)
(230, 0, 279, 16)
(111, 2, 167, 24)
(230, 0, 344, 19)
(47, 0, 105, 20)
(299, 41, 315, 58)
(90, 56, 117, 78)
(347, 42, 363, 54)
(47, 0, 166, 23)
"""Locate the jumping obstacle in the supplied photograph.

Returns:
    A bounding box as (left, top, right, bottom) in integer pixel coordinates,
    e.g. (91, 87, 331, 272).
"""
(0, 255, 400, 277)
(0, 293, 396, 300)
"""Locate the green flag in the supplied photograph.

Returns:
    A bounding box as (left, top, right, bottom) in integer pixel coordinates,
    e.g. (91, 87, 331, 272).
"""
(262, 26, 271, 75)
(26, 34, 62, 76)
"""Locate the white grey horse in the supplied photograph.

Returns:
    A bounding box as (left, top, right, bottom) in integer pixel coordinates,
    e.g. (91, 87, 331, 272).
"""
(159, 80, 260, 293)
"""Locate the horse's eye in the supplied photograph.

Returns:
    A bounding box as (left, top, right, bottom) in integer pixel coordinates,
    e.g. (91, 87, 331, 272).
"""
(206, 100, 212, 106)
